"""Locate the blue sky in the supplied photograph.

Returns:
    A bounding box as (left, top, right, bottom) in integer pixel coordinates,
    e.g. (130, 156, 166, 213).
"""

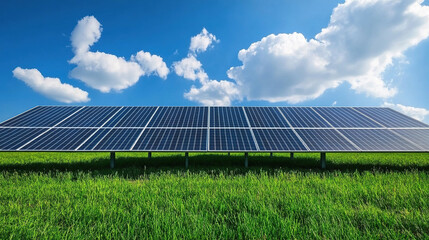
(1, 0, 429, 123)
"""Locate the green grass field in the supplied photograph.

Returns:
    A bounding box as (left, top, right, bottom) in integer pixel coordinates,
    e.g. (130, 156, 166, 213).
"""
(1, 152, 428, 239)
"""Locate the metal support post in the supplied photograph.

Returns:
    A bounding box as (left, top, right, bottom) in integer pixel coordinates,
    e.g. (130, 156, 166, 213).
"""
(270, 152, 273, 157)
(110, 152, 115, 169)
(321, 152, 326, 169)
(244, 152, 248, 168)
(148, 152, 151, 158)
(290, 152, 294, 160)
(185, 152, 189, 169)
(228, 152, 230, 156)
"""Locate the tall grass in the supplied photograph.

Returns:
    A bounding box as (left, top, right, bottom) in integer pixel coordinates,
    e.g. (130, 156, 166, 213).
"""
(1, 152, 428, 239)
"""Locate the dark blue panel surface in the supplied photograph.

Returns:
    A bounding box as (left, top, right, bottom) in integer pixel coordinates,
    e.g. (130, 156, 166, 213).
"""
(209, 129, 257, 151)
(393, 129, 429, 150)
(104, 107, 157, 127)
(148, 107, 207, 127)
(313, 107, 382, 128)
(93, 129, 142, 150)
(58, 107, 121, 127)
(279, 107, 330, 128)
(78, 128, 111, 150)
(253, 129, 306, 151)
(210, 107, 248, 127)
(0, 128, 47, 150)
(0, 106, 82, 127)
(296, 129, 357, 151)
(245, 107, 289, 127)
(22, 128, 96, 150)
(340, 129, 422, 151)
(354, 107, 429, 128)
(133, 128, 207, 151)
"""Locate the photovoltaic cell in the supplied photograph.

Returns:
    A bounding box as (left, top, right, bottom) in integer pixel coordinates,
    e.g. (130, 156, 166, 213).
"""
(104, 107, 157, 127)
(0, 106, 81, 127)
(77, 128, 111, 150)
(0, 128, 47, 150)
(253, 129, 306, 151)
(296, 129, 357, 151)
(313, 107, 382, 128)
(210, 129, 257, 151)
(393, 129, 429, 150)
(93, 129, 142, 150)
(244, 107, 289, 127)
(279, 107, 330, 128)
(339, 129, 422, 151)
(210, 107, 248, 127)
(148, 107, 207, 127)
(354, 107, 429, 128)
(58, 107, 121, 127)
(133, 128, 207, 151)
(21, 128, 96, 150)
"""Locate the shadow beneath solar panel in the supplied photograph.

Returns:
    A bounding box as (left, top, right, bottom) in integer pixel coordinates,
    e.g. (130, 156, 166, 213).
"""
(1, 153, 428, 178)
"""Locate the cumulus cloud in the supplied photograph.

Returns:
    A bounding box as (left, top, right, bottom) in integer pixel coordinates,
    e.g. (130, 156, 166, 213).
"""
(185, 80, 241, 106)
(70, 16, 102, 55)
(131, 51, 169, 79)
(174, 29, 240, 105)
(13, 67, 89, 103)
(69, 16, 168, 93)
(189, 28, 219, 53)
(69, 52, 144, 93)
(227, 0, 429, 103)
(172, 55, 208, 81)
(383, 102, 429, 122)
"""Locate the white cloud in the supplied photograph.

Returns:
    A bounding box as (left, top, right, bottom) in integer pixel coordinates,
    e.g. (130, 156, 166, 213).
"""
(174, 29, 239, 105)
(172, 55, 208, 81)
(383, 102, 429, 122)
(131, 51, 169, 79)
(189, 28, 218, 53)
(69, 52, 144, 93)
(69, 16, 168, 93)
(173, 54, 240, 105)
(70, 16, 102, 55)
(184, 80, 241, 106)
(13, 67, 89, 103)
(227, 0, 429, 103)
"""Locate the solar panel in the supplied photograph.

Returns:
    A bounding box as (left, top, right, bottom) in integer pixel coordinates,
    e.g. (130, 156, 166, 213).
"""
(0, 106, 82, 127)
(93, 129, 142, 150)
(354, 107, 429, 128)
(313, 107, 382, 128)
(133, 128, 207, 151)
(279, 107, 330, 128)
(339, 129, 422, 151)
(58, 107, 121, 127)
(393, 129, 429, 150)
(1, 106, 428, 153)
(21, 128, 96, 150)
(295, 129, 357, 151)
(253, 129, 306, 151)
(104, 107, 157, 127)
(77, 128, 111, 150)
(244, 107, 289, 127)
(210, 129, 257, 151)
(210, 107, 248, 127)
(0, 128, 47, 150)
(148, 107, 207, 127)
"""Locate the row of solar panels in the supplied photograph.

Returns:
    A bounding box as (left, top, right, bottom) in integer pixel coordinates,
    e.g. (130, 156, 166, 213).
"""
(0, 127, 428, 152)
(0, 106, 428, 152)
(1, 106, 428, 128)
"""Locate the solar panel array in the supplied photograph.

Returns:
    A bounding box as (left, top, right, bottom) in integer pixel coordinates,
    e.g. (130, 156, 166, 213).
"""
(0, 106, 428, 152)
